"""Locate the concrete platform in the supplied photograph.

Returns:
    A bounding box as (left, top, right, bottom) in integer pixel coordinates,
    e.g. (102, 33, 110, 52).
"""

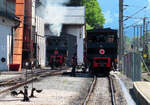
(133, 82, 150, 105)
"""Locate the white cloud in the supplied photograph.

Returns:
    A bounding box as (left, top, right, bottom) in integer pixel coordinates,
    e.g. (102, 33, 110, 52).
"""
(103, 11, 113, 24)
(147, 0, 150, 9)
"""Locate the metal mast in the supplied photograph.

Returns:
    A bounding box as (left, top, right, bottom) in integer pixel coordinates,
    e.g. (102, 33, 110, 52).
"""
(119, 0, 124, 70)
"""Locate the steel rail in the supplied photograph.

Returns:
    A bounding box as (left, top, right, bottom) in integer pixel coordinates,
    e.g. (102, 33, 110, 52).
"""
(109, 76, 116, 105)
(83, 74, 117, 105)
(83, 75, 97, 105)
(0, 70, 66, 95)
(0, 69, 64, 86)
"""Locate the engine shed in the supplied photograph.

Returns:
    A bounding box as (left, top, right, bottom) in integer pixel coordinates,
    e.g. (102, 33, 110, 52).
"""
(45, 6, 86, 65)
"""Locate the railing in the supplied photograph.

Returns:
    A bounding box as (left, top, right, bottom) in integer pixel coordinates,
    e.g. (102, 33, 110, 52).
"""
(140, 56, 150, 75)
(123, 52, 141, 81)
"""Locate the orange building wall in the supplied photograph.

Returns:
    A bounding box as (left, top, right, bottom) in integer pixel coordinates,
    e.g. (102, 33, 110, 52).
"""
(13, 0, 25, 71)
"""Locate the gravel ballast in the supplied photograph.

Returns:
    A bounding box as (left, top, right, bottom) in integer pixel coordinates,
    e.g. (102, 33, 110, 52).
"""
(0, 74, 93, 105)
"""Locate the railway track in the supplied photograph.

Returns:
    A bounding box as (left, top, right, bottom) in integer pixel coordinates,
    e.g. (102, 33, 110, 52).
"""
(0, 69, 68, 96)
(83, 75, 116, 105)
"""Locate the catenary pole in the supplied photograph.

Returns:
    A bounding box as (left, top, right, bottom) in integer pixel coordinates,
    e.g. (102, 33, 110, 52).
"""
(119, 0, 124, 71)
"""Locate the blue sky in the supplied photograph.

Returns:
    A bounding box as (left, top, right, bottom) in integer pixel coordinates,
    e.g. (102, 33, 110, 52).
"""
(98, 0, 119, 29)
(98, 0, 150, 33)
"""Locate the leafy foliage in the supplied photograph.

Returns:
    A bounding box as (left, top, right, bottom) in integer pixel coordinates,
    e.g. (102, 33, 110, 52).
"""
(124, 35, 131, 53)
(82, 0, 105, 29)
(86, 24, 93, 30)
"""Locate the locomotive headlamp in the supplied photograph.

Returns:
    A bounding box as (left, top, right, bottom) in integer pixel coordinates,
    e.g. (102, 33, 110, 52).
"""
(99, 49, 105, 55)
(54, 50, 58, 55)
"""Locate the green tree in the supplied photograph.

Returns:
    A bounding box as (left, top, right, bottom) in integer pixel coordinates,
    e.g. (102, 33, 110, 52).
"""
(124, 35, 131, 53)
(86, 23, 93, 30)
(82, 0, 105, 29)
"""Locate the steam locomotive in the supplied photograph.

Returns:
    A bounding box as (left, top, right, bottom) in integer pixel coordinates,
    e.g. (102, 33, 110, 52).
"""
(46, 34, 77, 68)
(86, 28, 118, 74)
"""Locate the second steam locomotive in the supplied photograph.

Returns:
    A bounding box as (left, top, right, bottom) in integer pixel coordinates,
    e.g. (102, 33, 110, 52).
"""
(46, 34, 77, 68)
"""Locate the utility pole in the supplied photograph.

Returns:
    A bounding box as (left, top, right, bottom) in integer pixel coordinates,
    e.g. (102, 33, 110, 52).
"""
(119, 0, 124, 71)
(137, 25, 139, 52)
(146, 21, 148, 45)
(140, 25, 142, 48)
(143, 17, 146, 50)
(133, 26, 136, 52)
(143, 17, 148, 62)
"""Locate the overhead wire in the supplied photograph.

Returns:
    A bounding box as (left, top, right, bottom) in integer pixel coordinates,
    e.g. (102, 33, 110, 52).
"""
(124, 4, 148, 8)
(123, 3, 150, 29)
(124, 17, 150, 29)
(123, 6, 147, 22)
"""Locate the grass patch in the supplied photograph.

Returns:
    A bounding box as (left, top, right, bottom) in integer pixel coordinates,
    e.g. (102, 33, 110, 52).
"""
(141, 63, 147, 73)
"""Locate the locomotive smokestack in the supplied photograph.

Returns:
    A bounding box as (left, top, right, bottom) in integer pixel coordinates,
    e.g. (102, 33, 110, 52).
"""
(94, 24, 104, 29)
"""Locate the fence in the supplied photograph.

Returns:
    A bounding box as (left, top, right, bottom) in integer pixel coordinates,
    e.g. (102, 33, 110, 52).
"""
(123, 52, 141, 81)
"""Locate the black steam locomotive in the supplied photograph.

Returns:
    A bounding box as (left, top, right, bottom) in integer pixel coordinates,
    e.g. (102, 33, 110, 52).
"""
(86, 28, 118, 74)
(46, 34, 77, 68)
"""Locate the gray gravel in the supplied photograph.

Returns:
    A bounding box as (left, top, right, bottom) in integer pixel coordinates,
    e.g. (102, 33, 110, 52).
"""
(87, 77, 112, 105)
(0, 74, 19, 82)
(0, 73, 93, 105)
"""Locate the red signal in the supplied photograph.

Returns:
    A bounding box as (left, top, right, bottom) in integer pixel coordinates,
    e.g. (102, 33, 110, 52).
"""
(99, 49, 105, 55)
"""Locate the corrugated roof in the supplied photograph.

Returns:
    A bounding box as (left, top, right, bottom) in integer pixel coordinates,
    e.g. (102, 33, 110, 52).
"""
(63, 6, 85, 25)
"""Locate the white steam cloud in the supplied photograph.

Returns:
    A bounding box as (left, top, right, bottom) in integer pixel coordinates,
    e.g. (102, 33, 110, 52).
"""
(41, 0, 70, 36)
